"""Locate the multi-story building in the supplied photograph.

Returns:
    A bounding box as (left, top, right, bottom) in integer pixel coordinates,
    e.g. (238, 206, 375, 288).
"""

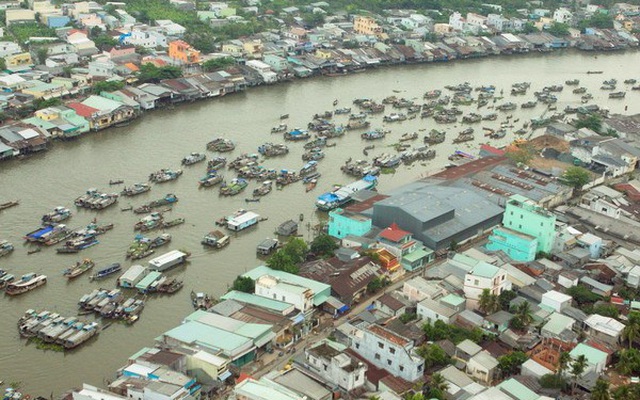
(353, 16, 382, 36)
(486, 226, 538, 262)
(377, 223, 433, 271)
(328, 208, 372, 239)
(303, 340, 367, 392)
(463, 262, 511, 309)
(255, 275, 314, 312)
(502, 194, 556, 255)
(346, 322, 424, 381)
(168, 40, 201, 64)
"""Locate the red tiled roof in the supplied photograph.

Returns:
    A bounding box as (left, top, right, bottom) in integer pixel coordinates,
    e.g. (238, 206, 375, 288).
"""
(236, 373, 252, 384)
(379, 375, 415, 395)
(431, 155, 507, 180)
(379, 222, 410, 242)
(369, 324, 408, 346)
(480, 144, 506, 156)
(67, 102, 99, 117)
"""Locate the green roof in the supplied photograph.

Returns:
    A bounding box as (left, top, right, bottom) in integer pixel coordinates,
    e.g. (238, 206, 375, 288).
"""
(403, 247, 433, 263)
(243, 265, 331, 306)
(221, 290, 293, 313)
(236, 379, 303, 400)
(135, 271, 162, 290)
(497, 378, 540, 400)
(82, 95, 124, 112)
(22, 116, 56, 130)
(570, 343, 608, 365)
(161, 320, 252, 354)
(542, 312, 574, 335)
(470, 262, 500, 278)
(184, 310, 273, 342)
(440, 294, 465, 307)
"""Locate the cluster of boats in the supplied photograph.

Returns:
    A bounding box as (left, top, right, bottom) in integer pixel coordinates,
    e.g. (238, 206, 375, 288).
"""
(133, 212, 185, 232)
(18, 309, 100, 350)
(258, 142, 289, 157)
(78, 288, 144, 323)
(316, 175, 378, 211)
(206, 138, 235, 152)
(0, 239, 14, 257)
(148, 168, 183, 183)
(74, 189, 118, 209)
(126, 233, 172, 260)
(55, 222, 114, 253)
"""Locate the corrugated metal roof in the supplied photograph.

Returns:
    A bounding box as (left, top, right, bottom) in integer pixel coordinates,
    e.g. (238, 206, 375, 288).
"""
(82, 95, 125, 112)
(221, 291, 293, 313)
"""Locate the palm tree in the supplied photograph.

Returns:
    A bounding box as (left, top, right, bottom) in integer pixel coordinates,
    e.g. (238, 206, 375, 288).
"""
(591, 378, 610, 400)
(556, 351, 571, 378)
(427, 373, 449, 400)
(515, 301, 533, 327)
(623, 312, 640, 349)
(478, 289, 498, 315)
(571, 354, 588, 395)
(613, 385, 634, 400)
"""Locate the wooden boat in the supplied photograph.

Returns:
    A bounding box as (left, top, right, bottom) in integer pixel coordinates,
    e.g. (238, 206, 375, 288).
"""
(89, 263, 121, 281)
(158, 278, 183, 294)
(609, 91, 626, 99)
(191, 291, 213, 310)
(63, 259, 95, 279)
(0, 240, 15, 257)
(587, 70, 603, 74)
(121, 183, 151, 197)
(280, 114, 289, 120)
(148, 169, 183, 183)
(27, 248, 41, 255)
(199, 173, 223, 187)
(201, 230, 230, 248)
(271, 123, 287, 133)
(162, 218, 185, 228)
(5, 273, 47, 296)
(252, 181, 273, 197)
(0, 200, 20, 211)
(206, 138, 235, 152)
(109, 179, 124, 185)
(181, 152, 206, 166)
(219, 178, 248, 196)
(0, 273, 15, 289)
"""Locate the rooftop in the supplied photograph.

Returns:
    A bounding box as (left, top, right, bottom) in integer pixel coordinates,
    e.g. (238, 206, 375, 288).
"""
(368, 324, 409, 347)
(569, 343, 608, 365)
(469, 262, 501, 279)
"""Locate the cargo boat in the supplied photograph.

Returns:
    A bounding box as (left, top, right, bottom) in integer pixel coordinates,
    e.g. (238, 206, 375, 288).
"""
(63, 259, 95, 279)
(316, 175, 378, 211)
(5, 273, 47, 296)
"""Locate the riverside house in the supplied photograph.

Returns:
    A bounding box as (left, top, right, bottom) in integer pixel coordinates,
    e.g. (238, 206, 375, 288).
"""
(68, 95, 136, 130)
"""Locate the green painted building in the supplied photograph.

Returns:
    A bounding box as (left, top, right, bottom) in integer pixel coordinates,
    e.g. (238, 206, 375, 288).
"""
(486, 226, 538, 262)
(502, 194, 556, 255)
(328, 208, 372, 239)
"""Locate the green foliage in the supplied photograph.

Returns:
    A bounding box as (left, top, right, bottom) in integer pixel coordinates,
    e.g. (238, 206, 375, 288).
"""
(579, 12, 614, 31)
(575, 114, 602, 133)
(592, 378, 611, 400)
(426, 373, 449, 400)
(592, 304, 619, 318)
(202, 57, 236, 72)
(91, 80, 125, 94)
(399, 312, 418, 323)
(310, 233, 338, 258)
(137, 63, 183, 83)
(613, 384, 640, 400)
(422, 320, 484, 344)
(566, 284, 601, 305)
(478, 288, 500, 315)
(8, 23, 56, 45)
(366, 276, 389, 294)
(561, 167, 591, 188)
(93, 34, 118, 50)
(33, 97, 61, 110)
(571, 354, 588, 394)
(623, 312, 640, 349)
(36, 47, 48, 65)
(510, 301, 534, 330)
(498, 290, 517, 311)
(302, 11, 325, 28)
(539, 373, 569, 390)
(0, 57, 6, 71)
(417, 343, 451, 370)
(546, 22, 570, 37)
(231, 275, 254, 293)
(126, 0, 197, 25)
(617, 348, 640, 376)
(505, 144, 535, 166)
(522, 22, 538, 34)
(498, 351, 528, 376)
(266, 238, 308, 274)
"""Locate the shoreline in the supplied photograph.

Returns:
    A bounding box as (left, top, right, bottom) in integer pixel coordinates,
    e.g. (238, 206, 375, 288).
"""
(1, 46, 638, 166)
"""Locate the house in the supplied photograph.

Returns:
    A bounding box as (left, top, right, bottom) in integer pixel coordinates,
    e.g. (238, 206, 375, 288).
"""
(24, 106, 90, 139)
(5, 53, 33, 69)
(255, 275, 313, 313)
(234, 377, 304, 400)
(168, 40, 201, 64)
(584, 314, 624, 345)
(521, 358, 554, 379)
(345, 322, 425, 381)
(541, 290, 572, 312)
(0, 41, 22, 58)
(569, 343, 608, 374)
(156, 20, 186, 36)
(68, 95, 136, 130)
(0, 125, 49, 155)
(303, 339, 367, 392)
(502, 194, 556, 255)
(486, 226, 538, 262)
(455, 339, 482, 363)
(354, 16, 383, 37)
(67, 30, 98, 56)
(374, 293, 408, 317)
(417, 298, 458, 324)
(463, 262, 511, 310)
(466, 351, 499, 383)
(378, 223, 433, 271)
(245, 60, 277, 84)
(374, 248, 404, 282)
(402, 276, 446, 302)
(328, 208, 372, 239)
(5, 9, 36, 26)
(541, 312, 576, 341)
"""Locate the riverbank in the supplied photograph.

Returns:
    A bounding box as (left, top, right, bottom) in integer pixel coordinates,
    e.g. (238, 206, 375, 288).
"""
(0, 45, 638, 165)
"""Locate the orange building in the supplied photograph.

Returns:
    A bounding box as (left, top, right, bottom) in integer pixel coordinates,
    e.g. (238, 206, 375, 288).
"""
(375, 248, 404, 281)
(354, 16, 383, 36)
(168, 40, 201, 64)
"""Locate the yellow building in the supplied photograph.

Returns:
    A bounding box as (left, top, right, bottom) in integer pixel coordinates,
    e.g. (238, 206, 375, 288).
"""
(314, 49, 333, 59)
(354, 16, 382, 36)
(242, 40, 263, 58)
(221, 43, 243, 56)
(5, 52, 33, 69)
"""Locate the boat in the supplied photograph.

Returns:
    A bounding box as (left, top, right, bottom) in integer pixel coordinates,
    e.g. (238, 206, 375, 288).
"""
(25, 224, 72, 245)
(121, 183, 151, 197)
(303, 138, 327, 150)
(158, 278, 183, 294)
(334, 107, 351, 114)
(624, 79, 637, 84)
(89, 263, 122, 281)
(181, 152, 206, 166)
(399, 132, 418, 142)
(162, 218, 185, 229)
(521, 101, 537, 109)
(373, 153, 401, 168)
(206, 138, 235, 152)
(271, 123, 287, 133)
(423, 89, 442, 99)
(0, 240, 15, 257)
(0, 273, 15, 289)
(313, 111, 333, 119)
(148, 169, 183, 183)
(198, 171, 222, 187)
(306, 179, 317, 192)
(149, 250, 190, 272)
(109, 179, 124, 185)
(361, 129, 387, 140)
(565, 79, 580, 85)
(302, 149, 325, 161)
(280, 114, 289, 119)
(257, 238, 279, 255)
(276, 220, 298, 236)
(490, 129, 507, 139)
(300, 161, 318, 177)
(201, 230, 230, 248)
(302, 173, 321, 184)
(316, 175, 378, 211)
(42, 207, 72, 224)
(219, 178, 248, 196)
(63, 321, 99, 349)
(424, 129, 445, 144)
(453, 133, 474, 143)
(609, 91, 626, 99)
(74, 189, 119, 209)
(207, 156, 227, 172)
(63, 259, 95, 279)
(496, 102, 517, 111)
(587, 70, 603, 74)
(383, 113, 406, 123)
(225, 209, 260, 231)
(572, 87, 587, 94)
(147, 193, 178, 208)
(258, 143, 289, 157)
(191, 291, 213, 310)
(252, 180, 273, 197)
(0, 200, 19, 211)
(134, 212, 163, 232)
(5, 273, 47, 296)
(284, 129, 310, 141)
(58, 234, 99, 252)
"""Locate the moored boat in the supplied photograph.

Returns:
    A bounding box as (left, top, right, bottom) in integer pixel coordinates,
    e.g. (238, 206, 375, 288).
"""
(284, 129, 310, 141)
(219, 178, 248, 196)
(201, 230, 230, 248)
(181, 152, 206, 166)
(63, 259, 95, 279)
(0, 200, 19, 211)
(0, 240, 15, 257)
(89, 263, 122, 281)
(252, 180, 273, 197)
(206, 138, 235, 152)
(199, 172, 224, 187)
(149, 169, 183, 183)
(5, 273, 47, 296)
(42, 207, 72, 224)
(316, 175, 378, 211)
(121, 183, 151, 197)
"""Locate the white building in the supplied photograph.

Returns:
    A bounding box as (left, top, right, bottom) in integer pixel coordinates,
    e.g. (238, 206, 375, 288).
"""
(553, 8, 574, 25)
(124, 28, 168, 48)
(88, 57, 115, 77)
(417, 298, 458, 324)
(346, 322, 424, 382)
(156, 20, 186, 37)
(463, 262, 511, 309)
(304, 339, 367, 392)
(245, 60, 278, 84)
(0, 41, 22, 58)
(584, 314, 625, 345)
(466, 351, 499, 383)
(541, 290, 572, 312)
(255, 274, 313, 312)
(402, 276, 446, 302)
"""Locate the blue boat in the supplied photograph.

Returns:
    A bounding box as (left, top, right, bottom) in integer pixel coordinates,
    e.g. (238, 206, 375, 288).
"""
(90, 263, 122, 281)
(24, 225, 54, 242)
(284, 129, 310, 141)
(315, 175, 378, 211)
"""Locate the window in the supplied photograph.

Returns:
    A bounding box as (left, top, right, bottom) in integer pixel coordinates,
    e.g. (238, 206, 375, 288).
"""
(324, 365, 328, 371)
(378, 342, 384, 349)
(375, 353, 381, 360)
(474, 279, 479, 285)
(390, 347, 396, 354)
(399, 365, 405, 372)
(387, 359, 392, 366)
(541, 222, 544, 226)
(519, 224, 522, 229)
(520, 214, 523, 219)
(418, 365, 423, 372)
(273, 294, 276, 299)
(355, 343, 360, 349)
(510, 211, 513, 215)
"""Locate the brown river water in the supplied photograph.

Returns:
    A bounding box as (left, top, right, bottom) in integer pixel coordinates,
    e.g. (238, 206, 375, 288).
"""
(0, 49, 639, 394)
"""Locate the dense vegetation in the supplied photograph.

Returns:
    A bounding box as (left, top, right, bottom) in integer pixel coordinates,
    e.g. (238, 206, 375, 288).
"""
(422, 320, 485, 344)
(8, 23, 56, 45)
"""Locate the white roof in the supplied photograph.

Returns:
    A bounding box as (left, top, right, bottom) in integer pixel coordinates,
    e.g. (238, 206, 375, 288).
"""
(522, 358, 553, 377)
(542, 290, 572, 303)
(123, 362, 157, 377)
(193, 350, 228, 367)
(17, 128, 40, 140)
(0, 74, 26, 85)
(228, 211, 259, 225)
(585, 314, 625, 337)
(119, 264, 147, 282)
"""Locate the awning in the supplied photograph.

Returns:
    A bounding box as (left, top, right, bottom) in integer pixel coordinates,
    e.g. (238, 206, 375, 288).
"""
(325, 296, 349, 313)
(218, 370, 232, 381)
(254, 331, 276, 348)
(291, 313, 305, 325)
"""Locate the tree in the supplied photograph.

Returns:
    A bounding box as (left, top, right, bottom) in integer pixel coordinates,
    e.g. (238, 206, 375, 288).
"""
(616, 348, 640, 376)
(426, 373, 449, 400)
(547, 22, 570, 37)
(498, 351, 528, 377)
(571, 355, 587, 394)
(478, 288, 499, 315)
(562, 166, 591, 189)
(202, 57, 235, 72)
(624, 312, 640, 349)
(36, 47, 48, 65)
(281, 238, 308, 265)
(367, 276, 389, 294)
(137, 63, 183, 84)
(513, 301, 533, 328)
(539, 373, 568, 390)
(566, 284, 601, 305)
(592, 378, 610, 400)
(505, 144, 535, 166)
(302, 11, 325, 28)
(266, 250, 297, 274)
(231, 275, 254, 293)
(522, 22, 538, 34)
(557, 351, 571, 378)
(310, 233, 338, 258)
(613, 385, 640, 400)
(417, 343, 451, 370)
(0, 57, 5, 71)
(93, 34, 119, 50)
(400, 312, 417, 323)
(91, 80, 125, 94)
(593, 304, 620, 318)
(575, 114, 602, 133)
(498, 290, 517, 311)
(33, 98, 61, 110)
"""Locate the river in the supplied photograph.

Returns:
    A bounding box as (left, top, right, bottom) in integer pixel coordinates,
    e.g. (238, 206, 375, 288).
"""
(0, 49, 639, 394)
